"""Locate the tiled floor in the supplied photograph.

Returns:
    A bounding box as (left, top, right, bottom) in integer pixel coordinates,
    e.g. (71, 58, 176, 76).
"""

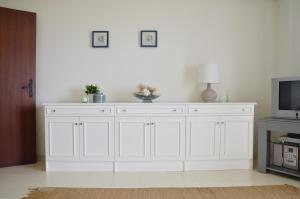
(0, 162, 300, 199)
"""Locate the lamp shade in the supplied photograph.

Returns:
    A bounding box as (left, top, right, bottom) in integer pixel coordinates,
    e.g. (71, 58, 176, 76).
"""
(198, 64, 220, 83)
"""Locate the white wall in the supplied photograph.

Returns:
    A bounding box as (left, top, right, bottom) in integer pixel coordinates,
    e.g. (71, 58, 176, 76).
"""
(274, 0, 300, 76)
(288, 0, 300, 75)
(0, 0, 275, 157)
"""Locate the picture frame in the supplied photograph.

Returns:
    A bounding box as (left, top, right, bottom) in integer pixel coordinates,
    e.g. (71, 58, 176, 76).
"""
(140, 30, 157, 47)
(92, 31, 109, 48)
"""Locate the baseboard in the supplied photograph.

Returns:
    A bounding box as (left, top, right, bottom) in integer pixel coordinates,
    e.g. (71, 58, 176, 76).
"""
(46, 161, 114, 171)
(45, 160, 253, 172)
(115, 161, 184, 172)
(185, 159, 253, 171)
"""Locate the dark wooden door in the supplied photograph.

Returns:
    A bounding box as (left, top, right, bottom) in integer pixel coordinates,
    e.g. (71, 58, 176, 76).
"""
(0, 7, 36, 167)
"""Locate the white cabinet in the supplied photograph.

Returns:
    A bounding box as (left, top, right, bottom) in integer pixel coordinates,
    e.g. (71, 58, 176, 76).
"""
(46, 117, 79, 161)
(186, 116, 220, 160)
(220, 116, 253, 160)
(80, 117, 114, 161)
(115, 117, 150, 161)
(45, 116, 114, 162)
(44, 103, 255, 171)
(186, 114, 253, 171)
(115, 116, 185, 161)
(186, 116, 253, 161)
(151, 117, 185, 160)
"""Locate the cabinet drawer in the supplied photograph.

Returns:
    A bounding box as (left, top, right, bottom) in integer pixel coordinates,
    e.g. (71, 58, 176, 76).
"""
(116, 105, 185, 115)
(46, 106, 114, 116)
(187, 105, 253, 115)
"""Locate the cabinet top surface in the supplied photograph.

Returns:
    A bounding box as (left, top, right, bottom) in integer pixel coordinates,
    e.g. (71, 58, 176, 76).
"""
(43, 102, 256, 106)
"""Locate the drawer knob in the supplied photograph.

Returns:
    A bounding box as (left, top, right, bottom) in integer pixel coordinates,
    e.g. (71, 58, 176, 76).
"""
(242, 108, 245, 112)
(172, 109, 177, 112)
(194, 109, 198, 112)
(100, 109, 105, 112)
(52, 109, 56, 112)
(122, 109, 127, 112)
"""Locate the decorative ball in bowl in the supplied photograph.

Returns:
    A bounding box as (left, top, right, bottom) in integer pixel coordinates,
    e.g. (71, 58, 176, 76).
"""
(134, 84, 160, 103)
(133, 93, 160, 103)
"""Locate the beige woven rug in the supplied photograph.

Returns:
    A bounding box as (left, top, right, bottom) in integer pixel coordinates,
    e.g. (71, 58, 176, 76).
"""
(23, 185, 300, 199)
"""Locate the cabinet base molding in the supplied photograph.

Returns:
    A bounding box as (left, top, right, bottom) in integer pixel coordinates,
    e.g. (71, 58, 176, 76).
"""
(184, 160, 253, 171)
(115, 161, 184, 172)
(45, 160, 253, 172)
(46, 161, 114, 171)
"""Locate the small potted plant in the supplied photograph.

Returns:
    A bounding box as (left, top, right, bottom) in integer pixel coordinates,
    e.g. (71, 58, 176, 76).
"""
(85, 84, 100, 103)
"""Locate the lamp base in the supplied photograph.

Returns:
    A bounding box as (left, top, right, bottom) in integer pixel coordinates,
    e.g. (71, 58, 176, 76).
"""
(201, 83, 217, 102)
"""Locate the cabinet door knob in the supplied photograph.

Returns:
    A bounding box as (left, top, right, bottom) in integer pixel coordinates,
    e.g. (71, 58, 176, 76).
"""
(146, 123, 150, 125)
(100, 109, 105, 112)
(122, 109, 127, 112)
(151, 122, 155, 125)
(52, 109, 56, 112)
(74, 122, 78, 125)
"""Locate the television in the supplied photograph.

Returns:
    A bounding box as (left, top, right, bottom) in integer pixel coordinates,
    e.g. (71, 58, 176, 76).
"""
(272, 77, 300, 119)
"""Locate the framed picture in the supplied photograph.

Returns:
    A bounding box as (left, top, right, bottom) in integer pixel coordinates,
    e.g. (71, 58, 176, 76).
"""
(140, 30, 157, 47)
(92, 31, 109, 48)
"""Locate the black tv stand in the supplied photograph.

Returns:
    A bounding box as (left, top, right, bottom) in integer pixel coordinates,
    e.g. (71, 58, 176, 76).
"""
(257, 117, 300, 177)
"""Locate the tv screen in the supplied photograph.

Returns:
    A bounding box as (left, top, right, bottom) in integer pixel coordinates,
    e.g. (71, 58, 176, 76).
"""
(279, 80, 300, 110)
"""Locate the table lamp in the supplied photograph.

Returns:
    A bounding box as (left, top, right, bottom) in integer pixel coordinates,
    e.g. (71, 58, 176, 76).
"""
(199, 64, 220, 102)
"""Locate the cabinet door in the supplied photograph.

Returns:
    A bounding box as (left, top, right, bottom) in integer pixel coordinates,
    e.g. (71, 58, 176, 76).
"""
(220, 116, 253, 160)
(186, 117, 220, 160)
(151, 117, 185, 160)
(80, 117, 114, 161)
(115, 117, 150, 161)
(45, 117, 79, 160)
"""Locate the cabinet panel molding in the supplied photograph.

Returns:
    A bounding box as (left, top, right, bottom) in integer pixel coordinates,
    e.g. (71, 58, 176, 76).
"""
(220, 116, 254, 160)
(46, 117, 79, 161)
(186, 117, 220, 160)
(115, 117, 150, 161)
(151, 117, 185, 160)
(80, 117, 114, 161)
